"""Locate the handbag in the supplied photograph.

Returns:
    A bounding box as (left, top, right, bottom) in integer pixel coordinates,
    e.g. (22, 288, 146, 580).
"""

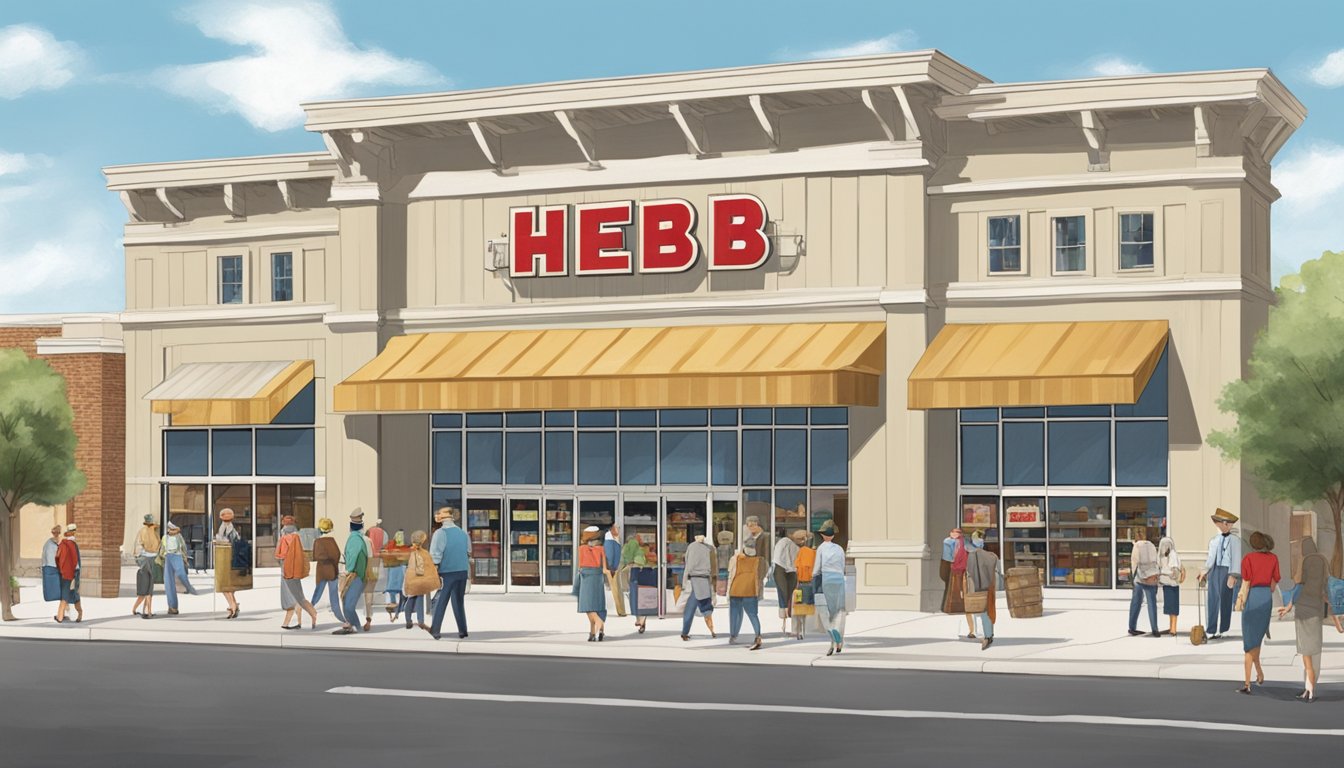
(338, 570, 358, 600)
(963, 589, 989, 614)
(403, 549, 441, 597)
(1233, 579, 1250, 612)
(792, 587, 815, 616)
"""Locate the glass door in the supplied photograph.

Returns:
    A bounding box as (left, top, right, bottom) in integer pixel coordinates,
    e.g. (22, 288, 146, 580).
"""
(1003, 496, 1046, 584)
(622, 496, 661, 614)
(663, 496, 708, 611)
(466, 496, 503, 586)
(543, 497, 574, 590)
(163, 484, 208, 570)
(508, 497, 541, 589)
(1047, 496, 1113, 588)
(579, 498, 616, 539)
(1115, 497, 1167, 588)
(960, 495, 1001, 556)
(211, 484, 253, 572)
(711, 498, 738, 596)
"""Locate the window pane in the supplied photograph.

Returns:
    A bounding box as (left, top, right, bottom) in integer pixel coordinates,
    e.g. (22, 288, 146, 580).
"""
(774, 408, 807, 425)
(211, 429, 252, 476)
(1115, 421, 1168, 486)
(959, 408, 999, 423)
(165, 430, 208, 476)
(1002, 407, 1044, 418)
(578, 410, 617, 427)
(774, 429, 807, 485)
(710, 431, 738, 485)
(989, 216, 1020, 247)
(1002, 422, 1044, 486)
(660, 431, 708, 484)
(505, 411, 542, 428)
(505, 431, 542, 485)
(1047, 405, 1111, 417)
(432, 414, 463, 429)
(810, 407, 847, 425)
(1055, 246, 1086, 272)
(810, 429, 848, 485)
(578, 432, 617, 485)
(432, 431, 462, 485)
(960, 425, 998, 485)
(544, 411, 574, 427)
(1047, 422, 1110, 485)
(620, 409, 657, 427)
(990, 247, 1022, 273)
(432, 488, 462, 522)
(544, 431, 574, 485)
(255, 428, 315, 476)
(271, 253, 293, 302)
(466, 412, 503, 428)
(659, 409, 708, 427)
(1054, 216, 1084, 247)
(774, 489, 808, 542)
(619, 431, 656, 485)
(710, 408, 738, 426)
(742, 408, 772, 425)
(465, 432, 503, 484)
(1120, 242, 1155, 270)
(742, 429, 772, 485)
(1115, 346, 1168, 417)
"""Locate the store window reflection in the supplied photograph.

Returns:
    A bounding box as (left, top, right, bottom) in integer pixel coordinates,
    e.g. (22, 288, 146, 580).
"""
(773, 489, 807, 544)
(212, 484, 253, 546)
(809, 489, 848, 549)
(165, 484, 208, 570)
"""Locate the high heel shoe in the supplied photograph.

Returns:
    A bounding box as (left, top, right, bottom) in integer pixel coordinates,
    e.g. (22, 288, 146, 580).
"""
(1303, 690, 1315, 703)
(598, 630, 605, 642)
(1296, 690, 1309, 699)
(1236, 685, 1251, 695)
(587, 634, 596, 642)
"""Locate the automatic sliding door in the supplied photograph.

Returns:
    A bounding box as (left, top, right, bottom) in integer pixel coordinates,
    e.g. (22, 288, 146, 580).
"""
(711, 499, 738, 596)
(543, 498, 574, 590)
(622, 497, 660, 615)
(663, 498, 707, 610)
(508, 498, 540, 588)
(466, 497, 503, 585)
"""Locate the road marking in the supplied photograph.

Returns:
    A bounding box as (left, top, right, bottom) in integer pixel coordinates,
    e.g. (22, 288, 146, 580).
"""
(328, 687, 1344, 737)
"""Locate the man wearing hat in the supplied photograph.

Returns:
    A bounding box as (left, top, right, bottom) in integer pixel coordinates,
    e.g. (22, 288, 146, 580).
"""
(161, 519, 196, 615)
(333, 510, 371, 634)
(1199, 508, 1242, 639)
(54, 524, 82, 623)
(428, 507, 471, 640)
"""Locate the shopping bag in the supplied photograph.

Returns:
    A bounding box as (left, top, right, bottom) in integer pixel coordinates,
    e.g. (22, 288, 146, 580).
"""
(403, 550, 441, 597)
(636, 585, 659, 611)
(673, 587, 689, 614)
(791, 587, 815, 616)
(963, 589, 989, 614)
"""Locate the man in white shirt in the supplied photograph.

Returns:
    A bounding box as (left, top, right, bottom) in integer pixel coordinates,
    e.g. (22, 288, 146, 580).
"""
(1198, 508, 1242, 640)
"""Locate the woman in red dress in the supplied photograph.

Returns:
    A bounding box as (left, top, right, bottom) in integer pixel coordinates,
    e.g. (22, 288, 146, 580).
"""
(54, 524, 82, 623)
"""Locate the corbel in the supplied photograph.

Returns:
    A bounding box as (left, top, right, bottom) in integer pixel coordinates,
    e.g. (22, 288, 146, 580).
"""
(892, 85, 922, 142)
(1193, 105, 1216, 158)
(322, 130, 362, 180)
(351, 128, 396, 173)
(1078, 110, 1109, 172)
(119, 190, 147, 223)
(749, 94, 782, 150)
(155, 187, 185, 220)
(276, 180, 295, 210)
(1259, 117, 1291, 163)
(554, 110, 601, 169)
(860, 89, 897, 142)
(223, 183, 246, 219)
(468, 120, 508, 174)
(668, 102, 711, 157)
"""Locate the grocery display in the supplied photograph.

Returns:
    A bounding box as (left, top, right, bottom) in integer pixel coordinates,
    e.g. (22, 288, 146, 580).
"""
(544, 498, 573, 587)
(466, 498, 503, 585)
(508, 498, 540, 587)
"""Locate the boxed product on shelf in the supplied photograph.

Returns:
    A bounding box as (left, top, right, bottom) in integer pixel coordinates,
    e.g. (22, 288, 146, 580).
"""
(963, 503, 994, 526)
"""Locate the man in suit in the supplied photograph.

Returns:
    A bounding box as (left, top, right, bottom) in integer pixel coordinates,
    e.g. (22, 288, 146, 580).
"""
(1198, 508, 1242, 640)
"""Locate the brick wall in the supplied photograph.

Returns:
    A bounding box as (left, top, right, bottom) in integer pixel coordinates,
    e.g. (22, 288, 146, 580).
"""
(2, 326, 126, 598)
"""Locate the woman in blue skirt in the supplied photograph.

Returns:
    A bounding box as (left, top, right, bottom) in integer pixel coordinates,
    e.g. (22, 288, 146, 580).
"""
(1237, 531, 1279, 694)
(41, 525, 62, 603)
(574, 527, 608, 641)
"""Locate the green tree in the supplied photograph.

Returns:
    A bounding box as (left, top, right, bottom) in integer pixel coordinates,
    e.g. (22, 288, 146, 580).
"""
(0, 350, 86, 621)
(1209, 250, 1344, 577)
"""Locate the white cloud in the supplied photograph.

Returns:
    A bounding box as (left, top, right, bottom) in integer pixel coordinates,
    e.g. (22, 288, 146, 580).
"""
(802, 31, 919, 60)
(1271, 141, 1344, 281)
(0, 151, 119, 312)
(0, 24, 82, 99)
(157, 0, 443, 131)
(1085, 56, 1150, 77)
(1308, 49, 1344, 87)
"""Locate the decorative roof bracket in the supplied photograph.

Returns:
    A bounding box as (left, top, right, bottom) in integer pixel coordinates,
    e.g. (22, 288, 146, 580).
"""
(668, 102, 711, 157)
(749, 94, 781, 150)
(554, 110, 602, 169)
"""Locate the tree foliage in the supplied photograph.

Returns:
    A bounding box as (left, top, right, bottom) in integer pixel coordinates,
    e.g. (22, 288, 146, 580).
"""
(1209, 250, 1344, 576)
(0, 349, 86, 620)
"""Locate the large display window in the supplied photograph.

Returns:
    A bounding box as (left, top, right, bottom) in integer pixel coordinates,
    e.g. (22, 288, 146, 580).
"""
(1048, 497, 1112, 588)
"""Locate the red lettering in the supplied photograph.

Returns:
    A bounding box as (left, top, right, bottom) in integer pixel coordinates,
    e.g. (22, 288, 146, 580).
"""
(638, 199, 699, 273)
(708, 194, 770, 270)
(509, 205, 569, 277)
(575, 201, 634, 275)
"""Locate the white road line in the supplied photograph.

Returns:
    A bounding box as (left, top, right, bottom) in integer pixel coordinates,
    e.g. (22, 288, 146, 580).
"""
(327, 687, 1344, 737)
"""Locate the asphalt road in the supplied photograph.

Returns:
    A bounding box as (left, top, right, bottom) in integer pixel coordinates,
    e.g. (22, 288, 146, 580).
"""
(0, 638, 1338, 767)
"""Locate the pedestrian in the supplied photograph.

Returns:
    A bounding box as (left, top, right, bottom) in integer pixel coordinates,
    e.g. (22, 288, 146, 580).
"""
(383, 545, 407, 622)
(399, 530, 433, 632)
(575, 527, 608, 641)
(214, 508, 243, 619)
(604, 525, 627, 618)
(679, 533, 718, 640)
(367, 516, 386, 556)
(54, 524, 82, 623)
(728, 540, 764, 650)
(943, 528, 976, 639)
(1279, 536, 1342, 702)
(965, 531, 1002, 651)
(791, 529, 816, 640)
(161, 520, 196, 615)
(742, 517, 771, 592)
(276, 517, 317, 630)
(359, 517, 381, 633)
(620, 532, 651, 633)
(1128, 538, 1161, 637)
(1199, 508, 1242, 640)
(813, 520, 846, 655)
(309, 518, 345, 625)
(771, 526, 800, 636)
(41, 525, 61, 606)
(428, 507, 471, 640)
(130, 514, 160, 619)
(332, 510, 371, 635)
(1157, 536, 1183, 637)
(1236, 531, 1279, 695)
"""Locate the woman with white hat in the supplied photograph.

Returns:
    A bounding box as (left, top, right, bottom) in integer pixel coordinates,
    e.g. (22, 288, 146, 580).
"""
(161, 519, 196, 615)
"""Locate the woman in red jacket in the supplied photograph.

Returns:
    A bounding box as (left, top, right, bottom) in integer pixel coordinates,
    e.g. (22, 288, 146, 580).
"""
(55, 524, 82, 623)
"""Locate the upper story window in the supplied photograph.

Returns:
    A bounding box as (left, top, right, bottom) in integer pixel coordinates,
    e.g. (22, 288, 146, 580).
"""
(1053, 215, 1086, 273)
(218, 255, 243, 304)
(1119, 213, 1155, 270)
(271, 252, 293, 302)
(987, 215, 1023, 274)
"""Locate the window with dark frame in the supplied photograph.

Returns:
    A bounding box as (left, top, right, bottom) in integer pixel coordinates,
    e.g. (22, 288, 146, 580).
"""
(988, 215, 1023, 274)
(1119, 213, 1155, 270)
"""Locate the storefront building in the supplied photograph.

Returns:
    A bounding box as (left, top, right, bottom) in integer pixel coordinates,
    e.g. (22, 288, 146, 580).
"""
(104, 52, 1305, 610)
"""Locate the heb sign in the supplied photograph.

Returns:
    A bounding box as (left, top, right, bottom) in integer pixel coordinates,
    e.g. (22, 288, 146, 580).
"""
(508, 194, 770, 278)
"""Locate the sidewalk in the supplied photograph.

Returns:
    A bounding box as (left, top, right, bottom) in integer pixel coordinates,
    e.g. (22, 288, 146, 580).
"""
(4, 567, 1341, 683)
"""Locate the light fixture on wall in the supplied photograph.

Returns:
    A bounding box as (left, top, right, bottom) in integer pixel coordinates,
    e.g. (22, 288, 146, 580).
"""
(768, 222, 805, 273)
(484, 236, 509, 272)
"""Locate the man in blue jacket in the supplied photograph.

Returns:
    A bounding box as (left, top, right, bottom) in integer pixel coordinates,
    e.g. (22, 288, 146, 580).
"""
(429, 507, 471, 640)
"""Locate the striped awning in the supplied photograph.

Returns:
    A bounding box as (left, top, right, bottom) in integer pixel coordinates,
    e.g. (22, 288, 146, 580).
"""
(146, 360, 314, 425)
(907, 320, 1168, 409)
(333, 322, 885, 412)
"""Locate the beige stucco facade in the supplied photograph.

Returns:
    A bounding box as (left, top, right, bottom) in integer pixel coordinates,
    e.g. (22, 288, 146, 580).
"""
(101, 52, 1304, 609)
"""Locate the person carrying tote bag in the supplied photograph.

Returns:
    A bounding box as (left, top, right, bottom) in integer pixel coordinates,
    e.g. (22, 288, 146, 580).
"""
(398, 531, 435, 631)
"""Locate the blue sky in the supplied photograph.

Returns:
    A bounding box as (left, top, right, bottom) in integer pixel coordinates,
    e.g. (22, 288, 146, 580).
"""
(2, 0, 1342, 313)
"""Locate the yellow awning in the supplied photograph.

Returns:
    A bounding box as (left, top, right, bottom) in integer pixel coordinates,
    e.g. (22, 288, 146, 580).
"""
(147, 360, 314, 425)
(907, 320, 1167, 409)
(334, 322, 885, 412)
